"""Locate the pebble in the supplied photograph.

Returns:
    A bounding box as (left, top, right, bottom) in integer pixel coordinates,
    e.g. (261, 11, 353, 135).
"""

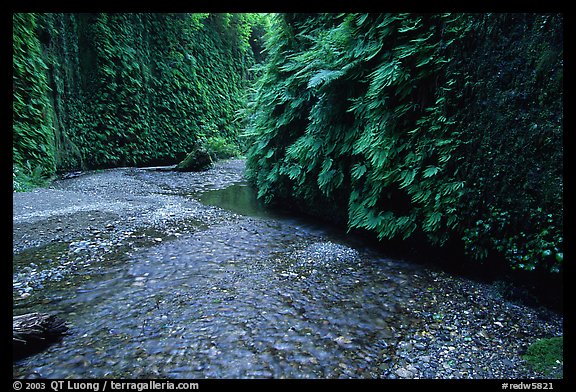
(290, 242, 360, 266)
(398, 341, 413, 350)
(395, 367, 413, 378)
(12, 160, 563, 379)
(334, 336, 352, 345)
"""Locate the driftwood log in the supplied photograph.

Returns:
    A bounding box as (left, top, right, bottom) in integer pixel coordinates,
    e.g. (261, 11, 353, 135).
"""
(13, 313, 68, 360)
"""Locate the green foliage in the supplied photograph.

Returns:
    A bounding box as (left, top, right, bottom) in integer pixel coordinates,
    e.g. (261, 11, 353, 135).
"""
(175, 145, 213, 172)
(13, 13, 57, 188)
(454, 14, 563, 273)
(13, 13, 266, 183)
(246, 13, 467, 240)
(523, 337, 563, 377)
(13, 162, 51, 192)
(203, 136, 241, 160)
(245, 13, 563, 273)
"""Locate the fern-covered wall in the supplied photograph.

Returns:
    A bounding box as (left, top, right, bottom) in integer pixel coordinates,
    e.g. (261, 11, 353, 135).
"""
(245, 13, 563, 273)
(13, 13, 266, 188)
(13, 13, 57, 183)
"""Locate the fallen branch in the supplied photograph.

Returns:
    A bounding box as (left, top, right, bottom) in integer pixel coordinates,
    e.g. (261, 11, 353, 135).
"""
(13, 313, 69, 360)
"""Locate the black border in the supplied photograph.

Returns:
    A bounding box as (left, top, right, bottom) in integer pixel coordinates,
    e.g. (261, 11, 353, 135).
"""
(8, 3, 572, 389)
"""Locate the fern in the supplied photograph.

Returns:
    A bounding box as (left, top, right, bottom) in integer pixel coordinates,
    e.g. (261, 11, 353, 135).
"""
(244, 13, 506, 263)
(351, 163, 367, 180)
(398, 169, 417, 189)
(250, 12, 563, 273)
(307, 68, 345, 89)
(422, 165, 440, 178)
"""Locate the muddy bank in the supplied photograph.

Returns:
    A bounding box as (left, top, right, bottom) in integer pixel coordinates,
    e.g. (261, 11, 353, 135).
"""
(13, 159, 562, 379)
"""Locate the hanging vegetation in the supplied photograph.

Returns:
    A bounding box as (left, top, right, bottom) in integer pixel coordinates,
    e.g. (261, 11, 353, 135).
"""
(13, 12, 268, 188)
(245, 13, 563, 273)
(13, 13, 57, 189)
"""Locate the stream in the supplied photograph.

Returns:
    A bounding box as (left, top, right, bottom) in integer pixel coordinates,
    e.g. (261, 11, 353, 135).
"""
(13, 159, 562, 379)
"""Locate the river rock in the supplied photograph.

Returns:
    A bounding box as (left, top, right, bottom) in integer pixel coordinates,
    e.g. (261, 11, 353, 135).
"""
(175, 146, 213, 172)
(12, 158, 564, 379)
(290, 241, 360, 266)
(395, 367, 414, 378)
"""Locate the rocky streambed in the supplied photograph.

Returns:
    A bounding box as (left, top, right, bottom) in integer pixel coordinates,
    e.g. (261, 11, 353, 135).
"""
(13, 159, 562, 379)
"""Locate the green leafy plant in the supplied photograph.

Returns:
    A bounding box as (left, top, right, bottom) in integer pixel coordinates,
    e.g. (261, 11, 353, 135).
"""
(523, 337, 563, 377)
(13, 13, 57, 186)
(13, 161, 51, 192)
(13, 13, 269, 187)
(246, 13, 468, 242)
(245, 13, 562, 273)
(203, 136, 241, 160)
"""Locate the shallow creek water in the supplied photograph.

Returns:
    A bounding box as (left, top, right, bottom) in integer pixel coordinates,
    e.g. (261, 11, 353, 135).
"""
(12, 160, 562, 379)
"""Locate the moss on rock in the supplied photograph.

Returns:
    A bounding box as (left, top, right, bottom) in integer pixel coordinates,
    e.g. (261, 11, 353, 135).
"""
(523, 336, 563, 377)
(175, 146, 213, 172)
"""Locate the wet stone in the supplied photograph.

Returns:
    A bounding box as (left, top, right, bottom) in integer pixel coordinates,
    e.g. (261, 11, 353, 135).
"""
(12, 159, 564, 379)
(395, 367, 414, 378)
(290, 241, 360, 267)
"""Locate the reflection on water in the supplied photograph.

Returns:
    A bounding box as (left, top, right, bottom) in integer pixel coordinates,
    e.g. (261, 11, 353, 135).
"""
(13, 167, 563, 379)
(200, 183, 276, 219)
(14, 179, 426, 379)
(14, 216, 424, 378)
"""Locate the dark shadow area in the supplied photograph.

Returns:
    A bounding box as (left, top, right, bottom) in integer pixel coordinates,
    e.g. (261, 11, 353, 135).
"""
(202, 182, 563, 315)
